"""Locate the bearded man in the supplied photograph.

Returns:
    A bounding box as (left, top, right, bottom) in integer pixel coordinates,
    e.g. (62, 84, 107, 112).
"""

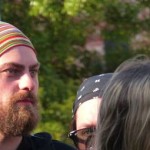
(0, 21, 75, 150)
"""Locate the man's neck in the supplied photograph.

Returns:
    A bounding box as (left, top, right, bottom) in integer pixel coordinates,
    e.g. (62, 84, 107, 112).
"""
(0, 134, 22, 150)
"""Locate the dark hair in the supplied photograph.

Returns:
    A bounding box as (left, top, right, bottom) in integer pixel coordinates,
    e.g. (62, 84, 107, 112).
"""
(70, 116, 76, 132)
(96, 55, 150, 150)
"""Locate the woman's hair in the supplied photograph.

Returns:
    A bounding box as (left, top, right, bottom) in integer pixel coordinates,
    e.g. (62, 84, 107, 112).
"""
(96, 55, 150, 150)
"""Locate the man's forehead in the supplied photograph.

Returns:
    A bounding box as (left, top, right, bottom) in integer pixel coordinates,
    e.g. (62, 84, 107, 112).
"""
(0, 47, 39, 68)
(1, 44, 36, 57)
(0, 62, 40, 70)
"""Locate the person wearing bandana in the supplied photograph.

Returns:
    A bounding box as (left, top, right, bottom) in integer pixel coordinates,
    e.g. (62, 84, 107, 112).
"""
(68, 73, 112, 150)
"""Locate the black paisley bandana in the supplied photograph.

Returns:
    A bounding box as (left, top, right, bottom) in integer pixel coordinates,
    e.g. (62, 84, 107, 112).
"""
(72, 73, 113, 117)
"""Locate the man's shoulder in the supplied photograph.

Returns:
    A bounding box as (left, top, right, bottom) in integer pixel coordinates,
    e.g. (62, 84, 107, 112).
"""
(32, 132, 75, 150)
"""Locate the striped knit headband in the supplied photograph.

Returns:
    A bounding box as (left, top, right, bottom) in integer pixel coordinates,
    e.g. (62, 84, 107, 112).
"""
(0, 21, 36, 56)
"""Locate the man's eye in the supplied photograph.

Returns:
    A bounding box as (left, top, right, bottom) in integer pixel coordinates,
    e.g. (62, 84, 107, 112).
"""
(30, 69, 39, 77)
(5, 68, 20, 75)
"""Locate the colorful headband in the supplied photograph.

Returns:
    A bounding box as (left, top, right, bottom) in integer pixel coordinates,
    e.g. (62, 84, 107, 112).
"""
(72, 73, 113, 116)
(0, 21, 36, 56)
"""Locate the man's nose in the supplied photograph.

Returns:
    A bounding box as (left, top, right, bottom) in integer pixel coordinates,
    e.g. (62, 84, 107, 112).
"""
(19, 73, 35, 91)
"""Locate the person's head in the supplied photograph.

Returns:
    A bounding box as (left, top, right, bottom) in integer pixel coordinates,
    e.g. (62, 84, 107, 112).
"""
(96, 55, 150, 150)
(0, 21, 40, 138)
(69, 73, 112, 150)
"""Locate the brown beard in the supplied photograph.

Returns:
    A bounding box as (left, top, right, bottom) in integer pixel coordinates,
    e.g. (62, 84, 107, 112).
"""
(0, 92, 40, 137)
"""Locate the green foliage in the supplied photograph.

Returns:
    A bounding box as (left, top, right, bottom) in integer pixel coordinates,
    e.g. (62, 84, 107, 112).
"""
(63, 0, 86, 16)
(101, 1, 150, 72)
(29, 0, 64, 21)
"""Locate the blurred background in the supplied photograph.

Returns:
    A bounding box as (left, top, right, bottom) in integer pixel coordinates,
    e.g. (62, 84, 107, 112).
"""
(1, 0, 150, 145)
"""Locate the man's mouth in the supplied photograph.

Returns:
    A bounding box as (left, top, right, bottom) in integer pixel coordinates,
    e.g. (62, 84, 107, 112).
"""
(16, 99, 35, 105)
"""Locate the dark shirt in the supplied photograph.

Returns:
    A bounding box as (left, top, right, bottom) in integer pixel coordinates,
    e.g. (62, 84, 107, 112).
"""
(17, 132, 75, 150)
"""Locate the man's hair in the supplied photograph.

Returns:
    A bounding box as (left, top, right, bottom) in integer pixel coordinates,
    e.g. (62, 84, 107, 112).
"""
(96, 55, 150, 150)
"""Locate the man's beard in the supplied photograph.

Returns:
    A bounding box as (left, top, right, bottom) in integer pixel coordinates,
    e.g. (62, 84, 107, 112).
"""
(0, 92, 40, 137)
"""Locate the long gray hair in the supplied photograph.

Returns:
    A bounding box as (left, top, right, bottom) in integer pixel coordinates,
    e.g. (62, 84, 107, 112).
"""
(95, 56, 150, 150)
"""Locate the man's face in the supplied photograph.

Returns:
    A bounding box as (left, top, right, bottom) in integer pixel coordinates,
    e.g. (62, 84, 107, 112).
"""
(76, 98, 101, 150)
(0, 46, 40, 137)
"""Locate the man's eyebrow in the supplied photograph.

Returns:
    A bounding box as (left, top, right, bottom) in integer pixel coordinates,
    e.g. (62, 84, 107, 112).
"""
(0, 62, 40, 70)
(30, 63, 40, 69)
(0, 63, 25, 70)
